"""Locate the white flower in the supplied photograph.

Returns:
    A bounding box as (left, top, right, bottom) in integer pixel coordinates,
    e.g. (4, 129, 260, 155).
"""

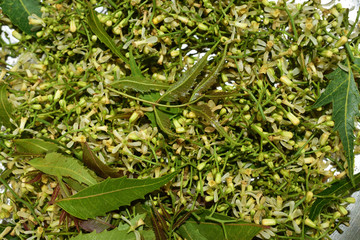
(272, 201, 303, 233)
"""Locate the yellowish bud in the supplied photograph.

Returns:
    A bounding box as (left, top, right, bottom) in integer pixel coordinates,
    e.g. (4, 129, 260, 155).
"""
(286, 112, 300, 125)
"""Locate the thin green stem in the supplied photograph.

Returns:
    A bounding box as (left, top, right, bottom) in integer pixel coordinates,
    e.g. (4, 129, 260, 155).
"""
(108, 87, 202, 107)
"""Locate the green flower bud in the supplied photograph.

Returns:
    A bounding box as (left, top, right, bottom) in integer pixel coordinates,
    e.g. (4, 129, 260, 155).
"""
(304, 218, 317, 228)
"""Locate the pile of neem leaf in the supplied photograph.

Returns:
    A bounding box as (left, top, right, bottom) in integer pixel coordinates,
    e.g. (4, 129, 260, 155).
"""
(1, 0, 360, 239)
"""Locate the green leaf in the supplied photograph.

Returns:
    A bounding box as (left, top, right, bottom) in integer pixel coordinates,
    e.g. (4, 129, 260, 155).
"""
(189, 104, 238, 146)
(129, 46, 143, 77)
(312, 58, 360, 183)
(63, 177, 86, 192)
(177, 210, 265, 240)
(0, 0, 42, 35)
(0, 83, 13, 128)
(309, 172, 360, 220)
(159, 42, 220, 102)
(154, 107, 177, 137)
(57, 171, 178, 219)
(141, 92, 180, 131)
(82, 142, 121, 178)
(111, 76, 169, 92)
(190, 44, 228, 101)
(13, 139, 58, 156)
(87, 3, 129, 64)
(70, 228, 155, 240)
(29, 152, 98, 186)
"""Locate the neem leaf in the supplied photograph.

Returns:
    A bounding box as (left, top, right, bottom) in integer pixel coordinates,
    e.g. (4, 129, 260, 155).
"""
(13, 139, 58, 156)
(70, 228, 155, 240)
(29, 152, 98, 186)
(177, 210, 266, 240)
(309, 172, 360, 220)
(82, 142, 121, 178)
(141, 92, 180, 131)
(129, 46, 143, 77)
(190, 44, 228, 101)
(0, 83, 13, 128)
(57, 171, 178, 219)
(159, 41, 220, 102)
(87, 3, 129, 64)
(190, 104, 239, 146)
(0, 0, 42, 35)
(312, 58, 360, 183)
(111, 76, 170, 92)
(154, 107, 177, 137)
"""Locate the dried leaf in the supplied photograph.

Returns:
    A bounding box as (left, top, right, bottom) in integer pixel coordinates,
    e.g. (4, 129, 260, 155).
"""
(0, 83, 13, 128)
(158, 202, 171, 222)
(57, 171, 178, 219)
(190, 104, 238, 146)
(151, 211, 167, 240)
(159, 42, 220, 102)
(14, 139, 58, 156)
(172, 211, 192, 230)
(312, 58, 360, 183)
(177, 210, 266, 240)
(79, 217, 112, 233)
(0, 0, 42, 35)
(111, 76, 169, 92)
(190, 44, 228, 101)
(87, 3, 128, 64)
(152, 204, 168, 232)
(29, 152, 98, 186)
(82, 142, 121, 178)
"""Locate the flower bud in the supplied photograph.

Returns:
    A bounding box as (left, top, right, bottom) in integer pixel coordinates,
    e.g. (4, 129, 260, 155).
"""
(280, 75, 294, 87)
(330, 7, 339, 17)
(262, 219, 277, 226)
(152, 15, 165, 25)
(319, 132, 330, 146)
(335, 36, 348, 48)
(305, 191, 313, 203)
(280, 131, 293, 139)
(304, 218, 317, 228)
(333, 211, 341, 219)
(303, 157, 315, 164)
(198, 23, 208, 31)
(320, 50, 333, 58)
(338, 206, 348, 216)
(31, 104, 42, 110)
(344, 197, 356, 203)
(12, 30, 22, 40)
(54, 89, 63, 102)
(286, 112, 300, 126)
(170, 50, 180, 57)
(205, 195, 214, 202)
(69, 19, 77, 32)
(197, 162, 207, 171)
(127, 132, 141, 141)
(215, 172, 222, 184)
